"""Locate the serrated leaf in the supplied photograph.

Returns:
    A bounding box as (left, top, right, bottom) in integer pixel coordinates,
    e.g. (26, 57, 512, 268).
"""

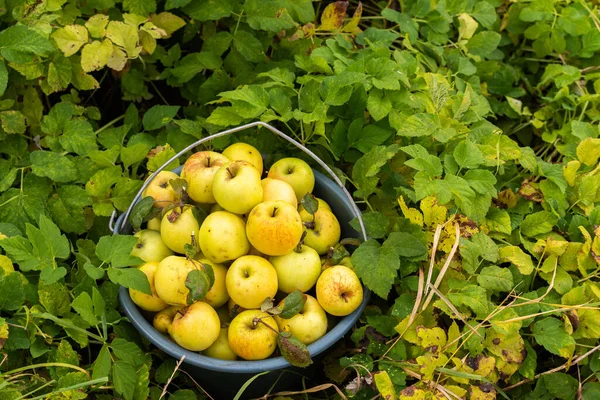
(111, 338, 145, 367)
(106, 21, 140, 58)
(92, 344, 112, 380)
(52, 25, 89, 57)
(30, 151, 77, 183)
(352, 145, 400, 198)
(576, 138, 600, 167)
(71, 292, 99, 325)
(454, 139, 484, 169)
(477, 266, 513, 292)
(499, 246, 534, 275)
(86, 15, 109, 38)
(113, 361, 137, 400)
(129, 196, 155, 231)
(107, 267, 151, 295)
(521, 211, 558, 237)
(233, 30, 265, 63)
(81, 40, 113, 72)
(320, 1, 348, 31)
(466, 31, 501, 57)
(151, 12, 186, 36)
(183, 0, 233, 21)
(300, 194, 319, 215)
(278, 334, 312, 367)
(143, 105, 180, 130)
(280, 291, 306, 319)
(533, 317, 576, 358)
(185, 268, 211, 304)
(0, 26, 54, 57)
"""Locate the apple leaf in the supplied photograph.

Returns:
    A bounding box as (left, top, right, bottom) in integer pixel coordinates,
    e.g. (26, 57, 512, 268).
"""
(279, 290, 306, 319)
(129, 196, 155, 231)
(183, 243, 197, 259)
(330, 244, 350, 265)
(185, 264, 213, 304)
(191, 206, 207, 227)
(278, 334, 312, 368)
(301, 193, 319, 215)
(260, 297, 281, 315)
(169, 178, 187, 197)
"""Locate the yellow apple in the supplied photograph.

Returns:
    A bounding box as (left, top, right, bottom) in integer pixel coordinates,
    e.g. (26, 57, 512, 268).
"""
(199, 258, 229, 308)
(270, 245, 321, 293)
(160, 205, 201, 254)
(316, 265, 363, 316)
(130, 229, 173, 263)
(142, 170, 180, 208)
(181, 151, 229, 203)
(261, 178, 297, 207)
(129, 262, 169, 312)
(298, 197, 331, 213)
(274, 295, 327, 345)
(246, 201, 303, 256)
(212, 161, 263, 215)
(169, 301, 220, 351)
(154, 256, 203, 306)
(267, 158, 315, 201)
(203, 327, 237, 360)
(228, 310, 278, 360)
(153, 305, 183, 334)
(146, 215, 161, 231)
(226, 255, 278, 309)
(299, 209, 341, 255)
(222, 142, 263, 175)
(199, 211, 250, 263)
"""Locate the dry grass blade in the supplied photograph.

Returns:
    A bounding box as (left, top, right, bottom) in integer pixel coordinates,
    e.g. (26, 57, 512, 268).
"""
(178, 369, 214, 400)
(426, 284, 482, 338)
(159, 355, 185, 400)
(424, 224, 444, 297)
(256, 383, 347, 399)
(421, 223, 460, 312)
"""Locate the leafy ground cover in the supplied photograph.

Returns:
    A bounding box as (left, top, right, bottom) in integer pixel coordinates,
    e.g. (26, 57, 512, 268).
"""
(0, 0, 600, 398)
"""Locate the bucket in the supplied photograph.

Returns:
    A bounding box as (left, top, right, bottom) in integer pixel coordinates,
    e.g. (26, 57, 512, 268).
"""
(110, 122, 369, 399)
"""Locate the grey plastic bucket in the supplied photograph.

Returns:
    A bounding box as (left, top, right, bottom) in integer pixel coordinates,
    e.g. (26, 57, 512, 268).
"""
(110, 122, 369, 398)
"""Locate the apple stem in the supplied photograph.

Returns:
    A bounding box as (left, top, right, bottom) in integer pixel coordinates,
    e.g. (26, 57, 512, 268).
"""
(272, 207, 278, 217)
(254, 317, 279, 334)
(227, 167, 234, 178)
(295, 231, 307, 252)
(207, 156, 211, 167)
(303, 221, 315, 230)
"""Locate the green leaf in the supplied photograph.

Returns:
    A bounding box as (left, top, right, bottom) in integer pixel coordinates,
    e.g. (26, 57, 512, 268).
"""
(92, 345, 112, 379)
(0, 110, 26, 134)
(0, 60, 7, 97)
(71, 292, 99, 325)
(477, 266, 513, 292)
(111, 178, 143, 212)
(113, 361, 137, 400)
(111, 338, 145, 367)
(352, 145, 400, 198)
(300, 194, 319, 215)
(107, 267, 151, 294)
(448, 285, 489, 318)
(245, 0, 297, 32)
(499, 246, 534, 275)
(38, 283, 71, 316)
(583, 383, 600, 400)
(183, 0, 233, 21)
(454, 139, 484, 169)
(533, 317, 575, 358)
(30, 151, 77, 183)
(185, 268, 211, 304)
(96, 235, 140, 267)
(129, 196, 155, 231)
(520, 211, 558, 237)
(350, 212, 389, 239)
(143, 105, 180, 131)
(133, 363, 150, 400)
(52, 25, 89, 57)
(464, 169, 497, 195)
(0, 272, 26, 311)
(60, 120, 98, 156)
(539, 373, 578, 400)
(0, 25, 55, 57)
(123, 0, 156, 16)
(466, 31, 501, 57)
(233, 30, 265, 63)
(471, 2, 498, 29)
(280, 291, 306, 319)
(367, 89, 392, 121)
(385, 232, 427, 257)
(395, 113, 440, 137)
(278, 334, 312, 367)
(166, 0, 191, 9)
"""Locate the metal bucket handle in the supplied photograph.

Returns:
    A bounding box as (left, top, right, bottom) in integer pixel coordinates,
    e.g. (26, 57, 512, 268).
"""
(110, 121, 367, 240)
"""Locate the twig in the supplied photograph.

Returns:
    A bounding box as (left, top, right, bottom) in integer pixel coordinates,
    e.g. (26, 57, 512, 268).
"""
(159, 355, 185, 399)
(424, 224, 443, 298)
(178, 369, 215, 400)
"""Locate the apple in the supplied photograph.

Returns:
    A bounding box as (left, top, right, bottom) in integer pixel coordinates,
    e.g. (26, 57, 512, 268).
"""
(299, 209, 341, 255)
(226, 255, 278, 309)
(154, 255, 205, 306)
(153, 305, 183, 334)
(274, 295, 327, 345)
(181, 151, 229, 203)
(204, 327, 237, 360)
(199, 211, 250, 263)
(222, 142, 264, 175)
(270, 245, 321, 293)
(298, 197, 331, 213)
(146, 215, 161, 231)
(316, 265, 363, 316)
(199, 258, 229, 308)
(129, 262, 169, 312)
(212, 161, 263, 215)
(160, 205, 201, 254)
(142, 170, 180, 208)
(261, 178, 297, 207)
(267, 158, 315, 201)
(130, 229, 173, 263)
(246, 200, 303, 256)
(169, 301, 220, 351)
(228, 310, 279, 360)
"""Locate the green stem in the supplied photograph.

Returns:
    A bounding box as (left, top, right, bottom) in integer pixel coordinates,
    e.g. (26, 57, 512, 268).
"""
(94, 115, 125, 136)
(26, 377, 108, 400)
(1, 363, 90, 378)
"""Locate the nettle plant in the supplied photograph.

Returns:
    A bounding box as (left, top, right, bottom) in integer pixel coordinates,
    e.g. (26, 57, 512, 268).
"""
(0, 0, 599, 399)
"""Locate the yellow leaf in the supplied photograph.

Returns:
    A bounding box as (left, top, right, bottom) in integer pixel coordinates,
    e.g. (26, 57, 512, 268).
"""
(319, 1, 348, 31)
(106, 21, 140, 58)
(458, 13, 478, 40)
(484, 331, 525, 364)
(563, 160, 580, 186)
(559, 242, 582, 272)
(374, 371, 397, 400)
(0, 254, 14, 274)
(468, 384, 496, 400)
(498, 246, 534, 275)
(446, 322, 460, 354)
(151, 12, 186, 36)
(341, 2, 362, 33)
(497, 189, 517, 208)
(52, 25, 89, 57)
(139, 30, 157, 54)
(398, 196, 423, 226)
(417, 352, 447, 380)
(107, 45, 128, 71)
(85, 14, 109, 38)
(81, 39, 113, 72)
(446, 385, 467, 399)
(462, 354, 496, 378)
(420, 196, 447, 227)
(417, 326, 447, 351)
(399, 386, 427, 399)
(495, 358, 521, 379)
(576, 138, 600, 166)
(0, 319, 7, 340)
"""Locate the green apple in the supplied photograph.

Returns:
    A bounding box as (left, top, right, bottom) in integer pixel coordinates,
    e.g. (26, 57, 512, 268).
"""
(146, 215, 161, 231)
(199, 211, 250, 263)
(212, 161, 263, 215)
(246, 200, 303, 256)
(298, 197, 331, 213)
(153, 305, 183, 334)
(129, 262, 169, 312)
(222, 142, 264, 175)
(299, 209, 341, 255)
(270, 245, 321, 293)
(160, 205, 201, 254)
(203, 327, 237, 360)
(267, 158, 315, 201)
(169, 301, 220, 351)
(199, 258, 229, 308)
(131, 229, 173, 263)
(261, 178, 297, 207)
(181, 151, 229, 203)
(316, 265, 363, 316)
(142, 170, 180, 208)
(274, 295, 327, 345)
(226, 255, 278, 309)
(228, 310, 278, 360)
(154, 255, 202, 306)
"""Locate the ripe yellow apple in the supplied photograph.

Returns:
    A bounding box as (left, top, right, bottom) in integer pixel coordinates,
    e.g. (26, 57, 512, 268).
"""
(146, 215, 161, 231)
(226, 255, 278, 309)
(246, 201, 303, 256)
(261, 178, 297, 206)
(169, 301, 220, 351)
(129, 262, 169, 312)
(204, 327, 237, 360)
(228, 310, 279, 360)
(199, 258, 229, 308)
(142, 170, 180, 208)
(154, 256, 198, 306)
(267, 158, 315, 201)
(153, 306, 183, 334)
(199, 211, 250, 263)
(212, 161, 263, 214)
(181, 151, 229, 203)
(131, 229, 173, 263)
(160, 205, 201, 254)
(298, 197, 331, 213)
(270, 245, 321, 293)
(316, 265, 363, 316)
(299, 209, 341, 255)
(274, 295, 327, 345)
(222, 142, 263, 175)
